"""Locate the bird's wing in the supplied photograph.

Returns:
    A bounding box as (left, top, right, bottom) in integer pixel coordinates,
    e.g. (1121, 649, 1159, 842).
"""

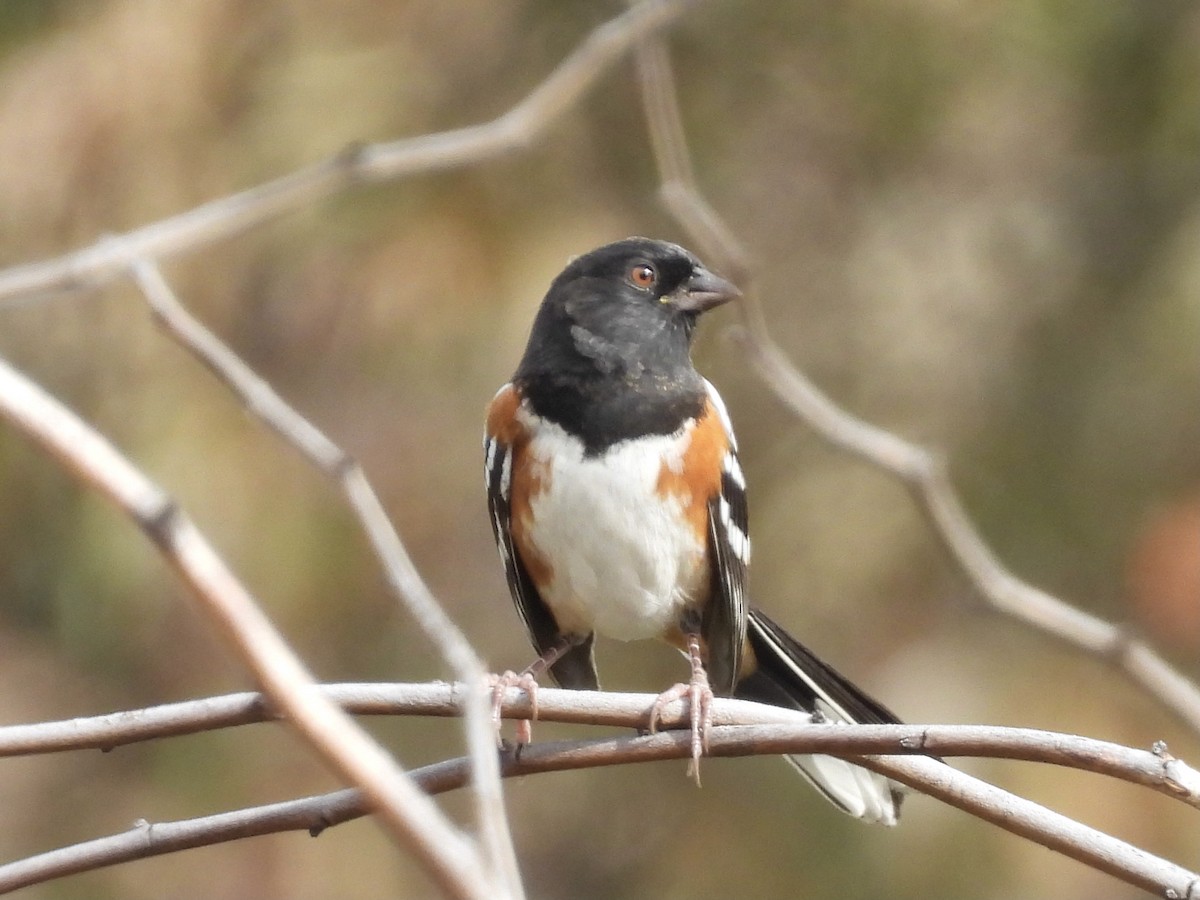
(700, 380, 750, 695)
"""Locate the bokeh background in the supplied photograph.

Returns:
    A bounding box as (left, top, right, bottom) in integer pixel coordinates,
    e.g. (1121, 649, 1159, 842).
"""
(0, 1, 1198, 897)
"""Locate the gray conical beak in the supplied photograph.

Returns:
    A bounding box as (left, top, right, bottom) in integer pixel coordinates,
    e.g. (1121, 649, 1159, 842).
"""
(670, 267, 741, 313)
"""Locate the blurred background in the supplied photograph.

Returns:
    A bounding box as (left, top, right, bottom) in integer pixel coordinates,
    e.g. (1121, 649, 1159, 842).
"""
(0, 1, 1198, 897)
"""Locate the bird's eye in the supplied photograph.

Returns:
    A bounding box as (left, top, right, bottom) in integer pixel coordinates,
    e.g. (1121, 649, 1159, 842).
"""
(629, 263, 657, 289)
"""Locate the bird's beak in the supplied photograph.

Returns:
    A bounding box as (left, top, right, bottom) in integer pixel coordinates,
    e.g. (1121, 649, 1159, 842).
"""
(669, 267, 741, 313)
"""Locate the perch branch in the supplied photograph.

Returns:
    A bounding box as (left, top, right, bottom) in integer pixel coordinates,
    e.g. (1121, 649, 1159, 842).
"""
(0, 706, 1196, 897)
(0, 683, 1197, 809)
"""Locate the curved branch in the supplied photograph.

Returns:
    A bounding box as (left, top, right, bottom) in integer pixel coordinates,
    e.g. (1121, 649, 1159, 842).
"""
(1, 683, 1197, 810)
(0, 721, 1196, 897)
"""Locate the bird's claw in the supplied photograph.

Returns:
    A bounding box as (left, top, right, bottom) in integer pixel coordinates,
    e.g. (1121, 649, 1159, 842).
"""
(486, 670, 539, 746)
(648, 673, 714, 786)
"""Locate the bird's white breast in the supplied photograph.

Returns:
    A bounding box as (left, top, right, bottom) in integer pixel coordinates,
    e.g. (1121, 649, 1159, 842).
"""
(520, 410, 706, 642)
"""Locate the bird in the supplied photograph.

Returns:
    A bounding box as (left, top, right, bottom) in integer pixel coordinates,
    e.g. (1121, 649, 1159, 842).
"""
(483, 236, 904, 825)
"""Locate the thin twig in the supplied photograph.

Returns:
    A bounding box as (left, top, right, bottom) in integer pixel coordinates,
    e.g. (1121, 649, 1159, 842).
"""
(0, 0, 694, 307)
(0, 788, 367, 895)
(633, 37, 1200, 735)
(0, 354, 496, 900)
(127, 257, 521, 895)
(0, 719, 1196, 897)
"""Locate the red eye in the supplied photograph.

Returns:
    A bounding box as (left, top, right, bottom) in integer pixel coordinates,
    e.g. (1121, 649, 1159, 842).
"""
(629, 263, 657, 288)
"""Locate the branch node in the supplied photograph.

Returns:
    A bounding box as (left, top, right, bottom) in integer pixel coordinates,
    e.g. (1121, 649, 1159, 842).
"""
(899, 728, 929, 751)
(330, 451, 359, 481)
(1161, 758, 1192, 796)
(131, 818, 153, 847)
(309, 817, 332, 838)
(334, 140, 369, 177)
(139, 497, 181, 550)
(1102, 623, 1137, 666)
(912, 446, 945, 486)
(252, 692, 283, 722)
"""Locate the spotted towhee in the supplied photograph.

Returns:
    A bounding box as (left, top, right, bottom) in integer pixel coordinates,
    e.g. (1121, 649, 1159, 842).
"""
(484, 237, 903, 824)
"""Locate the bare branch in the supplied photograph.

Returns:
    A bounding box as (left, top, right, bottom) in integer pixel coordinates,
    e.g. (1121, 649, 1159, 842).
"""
(3, 683, 1198, 811)
(0, 788, 368, 895)
(0, 355, 497, 899)
(1, 709, 1196, 897)
(855, 752, 1198, 898)
(128, 256, 521, 893)
(633, 38, 1200, 736)
(0, 0, 694, 307)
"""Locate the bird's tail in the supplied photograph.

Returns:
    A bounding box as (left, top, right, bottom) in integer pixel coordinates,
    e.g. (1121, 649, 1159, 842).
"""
(734, 607, 904, 826)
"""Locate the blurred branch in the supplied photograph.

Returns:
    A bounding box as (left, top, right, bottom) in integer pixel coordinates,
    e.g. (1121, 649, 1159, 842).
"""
(732, 332, 1200, 732)
(128, 257, 520, 893)
(633, 39, 1200, 736)
(0, 689, 1197, 896)
(0, 355, 498, 900)
(0, 0, 693, 307)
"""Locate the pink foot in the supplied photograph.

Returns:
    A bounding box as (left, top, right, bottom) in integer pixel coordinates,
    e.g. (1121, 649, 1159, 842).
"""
(647, 667, 714, 785)
(487, 670, 539, 745)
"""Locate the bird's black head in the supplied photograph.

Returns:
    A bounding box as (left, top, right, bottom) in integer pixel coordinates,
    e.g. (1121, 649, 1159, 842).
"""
(514, 237, 740, 452)
(516, 237, 739, 383)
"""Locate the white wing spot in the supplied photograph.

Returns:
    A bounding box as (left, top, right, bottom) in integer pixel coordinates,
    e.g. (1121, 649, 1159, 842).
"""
(722, 451, 746, 490)
(484, 437, 497, 488)
(720, 495, 751, 564)
(499, 446, 512, 500)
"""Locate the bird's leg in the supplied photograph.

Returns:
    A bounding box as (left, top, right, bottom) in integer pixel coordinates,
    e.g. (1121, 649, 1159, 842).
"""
(647, 631, 714, 785)
(488, 637, 574, 746)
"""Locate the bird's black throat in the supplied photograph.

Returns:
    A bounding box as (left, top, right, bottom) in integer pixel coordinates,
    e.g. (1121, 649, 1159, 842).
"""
(517, 371, 707, 456)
